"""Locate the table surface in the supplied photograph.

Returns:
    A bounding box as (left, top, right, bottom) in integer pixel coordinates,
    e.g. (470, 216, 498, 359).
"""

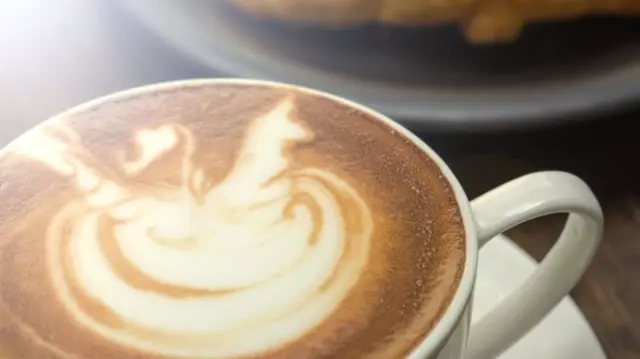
(1, 1, 639, 358)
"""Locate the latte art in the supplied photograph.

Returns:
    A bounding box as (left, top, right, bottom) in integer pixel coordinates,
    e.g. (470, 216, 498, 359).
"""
(0, 82, 465, 359)
(11, 100, 373, 357)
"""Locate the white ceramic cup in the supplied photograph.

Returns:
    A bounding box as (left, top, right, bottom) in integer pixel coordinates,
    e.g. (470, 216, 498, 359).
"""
(13, 78, 602, 359)
(214, 79, 603, 359)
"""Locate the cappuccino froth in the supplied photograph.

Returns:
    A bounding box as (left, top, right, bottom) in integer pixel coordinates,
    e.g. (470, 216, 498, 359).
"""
(0, 82, 464, 358)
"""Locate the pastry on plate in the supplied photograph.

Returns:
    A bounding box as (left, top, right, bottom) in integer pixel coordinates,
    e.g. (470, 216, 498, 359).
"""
(225, 0, 640, 43)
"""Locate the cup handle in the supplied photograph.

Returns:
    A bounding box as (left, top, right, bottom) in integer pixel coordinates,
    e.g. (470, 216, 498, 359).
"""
(465, 171, 603, 359)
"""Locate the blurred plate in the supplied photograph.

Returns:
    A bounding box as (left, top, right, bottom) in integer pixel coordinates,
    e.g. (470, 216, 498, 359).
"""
(118, 0, 640, 130)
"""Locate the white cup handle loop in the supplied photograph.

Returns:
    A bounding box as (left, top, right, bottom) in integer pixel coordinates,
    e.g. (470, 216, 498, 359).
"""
(466, 171, 603, 359)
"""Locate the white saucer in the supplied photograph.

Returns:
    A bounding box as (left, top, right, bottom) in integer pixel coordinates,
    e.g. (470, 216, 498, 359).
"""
(472, 234, 607, 359)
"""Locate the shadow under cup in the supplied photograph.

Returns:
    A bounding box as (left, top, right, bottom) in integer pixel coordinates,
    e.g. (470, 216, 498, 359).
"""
(0, 79, 469, 359)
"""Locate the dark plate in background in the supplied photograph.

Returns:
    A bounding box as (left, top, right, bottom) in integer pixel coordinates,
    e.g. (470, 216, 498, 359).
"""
(119, 0, 640, 131)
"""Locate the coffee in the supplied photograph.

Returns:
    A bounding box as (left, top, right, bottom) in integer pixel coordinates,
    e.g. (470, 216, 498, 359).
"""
(0, 81, 465, 358)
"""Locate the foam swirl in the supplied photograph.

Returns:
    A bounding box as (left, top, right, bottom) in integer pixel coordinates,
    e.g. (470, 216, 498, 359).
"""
(11, 100, 373, 358)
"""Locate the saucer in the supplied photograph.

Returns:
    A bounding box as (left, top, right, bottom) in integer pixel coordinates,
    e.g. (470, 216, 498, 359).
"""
(473, 234, 607, 359)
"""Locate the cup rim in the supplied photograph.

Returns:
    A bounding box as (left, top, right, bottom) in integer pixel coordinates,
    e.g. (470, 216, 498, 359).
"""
(1, 78, 479, 357)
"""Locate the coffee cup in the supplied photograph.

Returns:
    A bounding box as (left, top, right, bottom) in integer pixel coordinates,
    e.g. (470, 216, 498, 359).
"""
(0, 79, 602, 359)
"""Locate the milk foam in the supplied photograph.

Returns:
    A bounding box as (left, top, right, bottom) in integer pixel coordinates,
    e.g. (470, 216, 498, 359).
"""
(13, 100, 374, 357)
